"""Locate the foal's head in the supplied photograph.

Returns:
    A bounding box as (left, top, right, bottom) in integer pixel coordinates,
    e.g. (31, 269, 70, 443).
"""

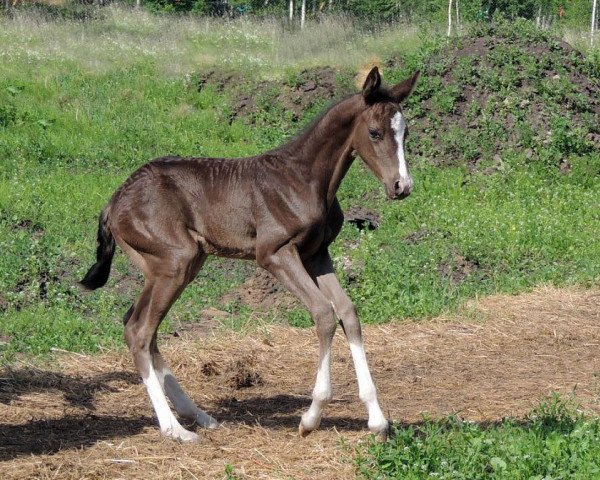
(352, 67, 420, 200)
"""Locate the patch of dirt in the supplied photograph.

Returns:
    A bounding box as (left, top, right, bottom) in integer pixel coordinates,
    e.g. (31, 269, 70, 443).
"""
(1, 286, 599, 479)
(201, 360, 220, 377)
(0, 294, 8, 313)
(195, 66, 342, 126)
(11, 218, 44, 237)
(437, 253, 481, 284)
(221, 267, 300, 311)
(111, 269, 143, 299)
(403, 228, 431, 245)
(276, 67, 338, 122)
(170, 311, 223, 338)
(194, 69, 245, 94)
(344, 206, 380, 231)
(226, 355, 264, 390)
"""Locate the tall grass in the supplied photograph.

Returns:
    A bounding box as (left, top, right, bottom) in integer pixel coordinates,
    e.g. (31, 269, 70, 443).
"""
(0, 6, 424, 77)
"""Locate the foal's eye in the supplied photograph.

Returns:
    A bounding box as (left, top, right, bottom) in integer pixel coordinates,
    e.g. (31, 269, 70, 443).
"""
(368, 128, 382, 140)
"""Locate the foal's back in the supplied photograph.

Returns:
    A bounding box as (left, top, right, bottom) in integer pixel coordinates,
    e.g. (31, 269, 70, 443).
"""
(109, 156, 261, 260)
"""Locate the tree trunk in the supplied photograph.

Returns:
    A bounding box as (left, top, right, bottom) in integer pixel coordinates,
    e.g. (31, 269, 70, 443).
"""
(136, 0, 141, 7)
(447, 0, 453, 37)
(593, 0, 598, 46)
(301, 0, 306, 29)
(328, 0, 332, 11)
(455, 0, 460, 32)
(289, 0, 294, 21)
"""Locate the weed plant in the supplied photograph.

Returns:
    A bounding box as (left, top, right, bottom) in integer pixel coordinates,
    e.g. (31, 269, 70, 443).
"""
(355, 395, 600, 479)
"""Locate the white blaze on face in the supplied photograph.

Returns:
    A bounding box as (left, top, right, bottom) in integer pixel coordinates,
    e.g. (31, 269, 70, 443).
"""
(391, 111, 413, 189)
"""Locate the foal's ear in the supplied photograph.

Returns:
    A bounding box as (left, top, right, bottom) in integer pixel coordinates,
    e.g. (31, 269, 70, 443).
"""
(391, 70, 420, 103)
(362, 66, 381, 99)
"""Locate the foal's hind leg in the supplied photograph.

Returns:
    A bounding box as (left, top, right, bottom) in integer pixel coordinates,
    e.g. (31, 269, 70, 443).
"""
(143, 253, 218, 429)
(151, 338, 218, 429)
(304, 249, 389, 440)
(122, 244, 208, 442)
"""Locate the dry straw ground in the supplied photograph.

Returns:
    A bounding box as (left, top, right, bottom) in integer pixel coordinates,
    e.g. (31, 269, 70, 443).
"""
(1, 286, 599, 479)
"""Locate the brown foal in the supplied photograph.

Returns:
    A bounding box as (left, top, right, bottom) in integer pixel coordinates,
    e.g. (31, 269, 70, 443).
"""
(81, 67, 420, 442)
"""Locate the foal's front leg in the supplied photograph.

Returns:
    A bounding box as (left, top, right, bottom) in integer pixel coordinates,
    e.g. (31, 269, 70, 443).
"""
(305, 250, 389, 440)
(258, 244, 337, 436)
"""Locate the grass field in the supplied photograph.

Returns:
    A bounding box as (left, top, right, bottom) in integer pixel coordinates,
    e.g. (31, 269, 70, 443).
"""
(0, 7, 599, 479)
(1, 8, 598, 359)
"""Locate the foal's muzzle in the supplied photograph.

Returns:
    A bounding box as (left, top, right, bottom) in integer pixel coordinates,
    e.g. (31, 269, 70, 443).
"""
(389, 178, 413, 200)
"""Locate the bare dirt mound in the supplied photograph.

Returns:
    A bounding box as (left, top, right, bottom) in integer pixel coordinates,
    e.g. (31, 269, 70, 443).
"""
(221, 267, 299, 311)
(1, 286, 599, 479)
(193, 66, 341, 127)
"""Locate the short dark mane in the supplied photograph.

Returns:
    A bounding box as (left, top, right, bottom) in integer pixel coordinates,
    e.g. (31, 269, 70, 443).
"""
(271, 87, 398, 156)
(272, 93, 357, 154)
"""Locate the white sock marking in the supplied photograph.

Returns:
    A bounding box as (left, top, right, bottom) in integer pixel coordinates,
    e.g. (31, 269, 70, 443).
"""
(302, 347, 333, 431)
(144, 365, 198, 441)
(349, 341, 388, 433)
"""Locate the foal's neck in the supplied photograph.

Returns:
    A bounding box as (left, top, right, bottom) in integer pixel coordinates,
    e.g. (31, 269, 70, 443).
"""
(281, 95, 363, 206)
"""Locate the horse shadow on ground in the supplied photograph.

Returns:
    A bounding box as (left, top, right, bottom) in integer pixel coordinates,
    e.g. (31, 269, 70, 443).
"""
(0, 367, 140, 409)
(213, 394, 367, 432)
(0, 413, 153, 461)
(0, 367, 151, 461)
(0, 365, 541, 463)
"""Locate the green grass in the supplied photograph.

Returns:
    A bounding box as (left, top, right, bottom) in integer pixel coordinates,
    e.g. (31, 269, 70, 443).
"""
(0, 11, 599, 360)
(356, 395, 600, 479)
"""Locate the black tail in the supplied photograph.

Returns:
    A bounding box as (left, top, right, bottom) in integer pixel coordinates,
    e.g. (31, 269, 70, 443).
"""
(80, 208, 115, 290)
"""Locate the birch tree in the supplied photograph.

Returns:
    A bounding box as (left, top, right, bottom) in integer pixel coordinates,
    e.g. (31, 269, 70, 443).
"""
(593, 0, 598, 46)
(455, 0, 460, 32)
(447, 0, 453, 36)
(289, 0, 294, 21)
(300, 0, 306, 29)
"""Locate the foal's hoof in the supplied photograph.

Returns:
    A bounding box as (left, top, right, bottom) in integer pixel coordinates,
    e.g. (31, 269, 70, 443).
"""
(375, 428, 388, 442)
(298, 422, 312, 438)
(298, 417, 320, 437)
(164, 427, 199, 443)
(369, 419, 390, 442)
(195, 412, 219, 429)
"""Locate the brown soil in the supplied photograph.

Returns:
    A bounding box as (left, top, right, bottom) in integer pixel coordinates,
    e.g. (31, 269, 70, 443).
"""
(437, 252, 482, 284)
(1, 286, 599, 479)
(195, 67, 341, 126)
(221, 267, 300, 311)
(344, 207, 380, 231)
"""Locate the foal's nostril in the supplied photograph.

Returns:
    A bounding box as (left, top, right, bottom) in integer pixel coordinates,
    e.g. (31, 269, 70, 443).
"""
(393, 179, 411, 199)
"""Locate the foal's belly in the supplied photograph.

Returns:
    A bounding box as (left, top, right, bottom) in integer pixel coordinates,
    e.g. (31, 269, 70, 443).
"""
(188, 217, 257, 260)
